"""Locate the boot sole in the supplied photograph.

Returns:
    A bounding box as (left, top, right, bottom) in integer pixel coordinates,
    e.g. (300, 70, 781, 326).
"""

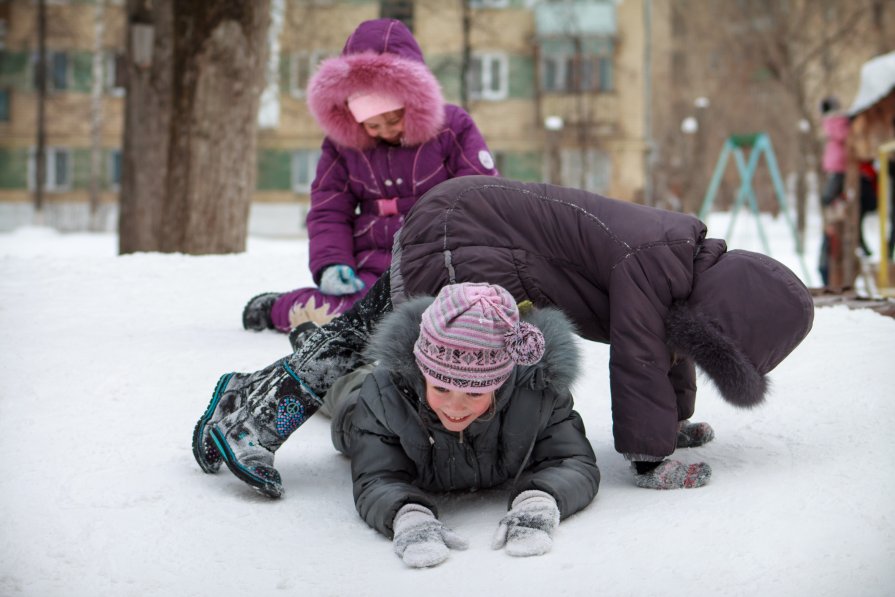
(209, 426, 284, 499)
(191, 373, 235, 474)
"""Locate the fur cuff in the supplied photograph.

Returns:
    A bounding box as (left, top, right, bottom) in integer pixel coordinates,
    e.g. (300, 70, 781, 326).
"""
(665, 302, 768, 408)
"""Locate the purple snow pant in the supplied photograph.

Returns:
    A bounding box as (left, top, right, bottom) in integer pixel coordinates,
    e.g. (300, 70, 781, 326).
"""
(269, 269, 382, 332)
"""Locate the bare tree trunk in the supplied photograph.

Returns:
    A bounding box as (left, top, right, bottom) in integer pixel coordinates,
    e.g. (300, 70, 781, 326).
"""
(120, 0, 270, 255)
(34, 0, 47, 223)
(89, 0, 106, 231)
(120, 0, 172, 253)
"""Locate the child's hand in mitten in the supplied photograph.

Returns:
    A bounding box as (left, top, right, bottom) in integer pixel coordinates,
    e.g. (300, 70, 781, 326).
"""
(492, 490, 560, 557)
(319, 265, 365, 295)
(392, 504, 468, 568)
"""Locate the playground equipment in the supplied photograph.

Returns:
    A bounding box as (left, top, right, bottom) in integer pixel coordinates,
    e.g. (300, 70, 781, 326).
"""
(697, 132, 811, 281)
(846, 50, 895, 297)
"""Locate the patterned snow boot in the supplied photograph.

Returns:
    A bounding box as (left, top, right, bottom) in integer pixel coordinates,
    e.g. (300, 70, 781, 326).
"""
(192, 371, 255, 473)
(209, 358, 322, 498)
(242, 292, 281, 331)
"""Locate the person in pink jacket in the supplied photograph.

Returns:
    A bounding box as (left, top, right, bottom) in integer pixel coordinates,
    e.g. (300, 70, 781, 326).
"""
(242, 19, 498, 334)
(820, 96, 849, 207)
(817, 96, 850, 285)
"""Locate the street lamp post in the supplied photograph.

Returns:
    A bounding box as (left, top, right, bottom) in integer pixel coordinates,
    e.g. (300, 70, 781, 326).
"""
(545, 116, 564, 185)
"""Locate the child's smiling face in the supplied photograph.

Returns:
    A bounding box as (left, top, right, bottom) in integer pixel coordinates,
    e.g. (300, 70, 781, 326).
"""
(361, 109, 405, 144)
(424, 381, 494, 432)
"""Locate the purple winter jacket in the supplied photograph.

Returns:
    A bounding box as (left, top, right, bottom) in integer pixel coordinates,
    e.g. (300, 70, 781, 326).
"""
(390, 177, 815, 460)
(305, 19, 498, 285)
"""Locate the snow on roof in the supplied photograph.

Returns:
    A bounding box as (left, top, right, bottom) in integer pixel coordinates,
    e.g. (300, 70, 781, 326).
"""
(848, 51, 895, 117)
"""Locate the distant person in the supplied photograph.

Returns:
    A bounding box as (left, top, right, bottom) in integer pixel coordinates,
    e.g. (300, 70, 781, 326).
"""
(818, 96, 850, 285)
(242, 19, 498, 334)
(194, 177, 814, 499)
(856, 159, 878, 257)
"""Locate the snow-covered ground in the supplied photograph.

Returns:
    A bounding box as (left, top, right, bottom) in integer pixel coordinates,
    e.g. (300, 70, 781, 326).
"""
(1, 208, 893, 597)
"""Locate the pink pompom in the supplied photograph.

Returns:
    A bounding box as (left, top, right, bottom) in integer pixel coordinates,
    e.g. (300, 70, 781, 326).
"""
(504, 321, 545, 366)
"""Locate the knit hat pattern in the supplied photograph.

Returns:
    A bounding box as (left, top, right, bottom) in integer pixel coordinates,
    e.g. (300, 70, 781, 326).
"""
(413, 283, 546, 392)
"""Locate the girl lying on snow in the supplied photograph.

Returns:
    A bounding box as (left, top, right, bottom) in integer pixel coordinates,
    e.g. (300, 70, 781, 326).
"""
(328, 282, 599, 567)
(212, 282, 601, 568)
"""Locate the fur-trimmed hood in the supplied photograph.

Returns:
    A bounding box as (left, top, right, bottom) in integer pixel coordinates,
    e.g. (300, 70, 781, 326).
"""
(665, 250, 814, 408)
(365, 297, 581, 406)
(307, 19, 445, 150)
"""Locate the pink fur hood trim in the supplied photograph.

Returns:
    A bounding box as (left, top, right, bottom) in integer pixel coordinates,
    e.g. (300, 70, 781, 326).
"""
(307, 51, 445, 150)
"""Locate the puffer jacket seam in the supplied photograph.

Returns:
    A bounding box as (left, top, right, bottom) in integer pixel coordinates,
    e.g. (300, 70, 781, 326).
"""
(610, 238, 698, 272)
(437, 182, 633, 254)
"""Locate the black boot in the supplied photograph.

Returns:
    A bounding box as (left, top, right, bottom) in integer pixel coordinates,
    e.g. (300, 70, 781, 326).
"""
(209, 359, 323, 498)
(242, 292, 280, 331)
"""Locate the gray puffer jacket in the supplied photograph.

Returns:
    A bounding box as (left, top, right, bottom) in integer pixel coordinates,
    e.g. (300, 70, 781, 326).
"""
(339, 298, 600, 539)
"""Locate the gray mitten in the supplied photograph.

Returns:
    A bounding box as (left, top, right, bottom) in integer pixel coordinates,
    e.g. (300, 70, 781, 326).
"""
(677, 420, 715, 448)
(491, 490, 560, 557)
(392, 504, 468, 568)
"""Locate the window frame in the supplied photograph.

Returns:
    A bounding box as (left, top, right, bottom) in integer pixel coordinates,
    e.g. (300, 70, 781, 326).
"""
(539, 39, 615, 94)
(468, 52, 509, 101)
(469, 0, 509, 8)
(28, 146, 72, 193)
(380, 0, 414, 32)
(108, 149, 122, 191)
(559, 148, 611, 194)
(104, 51, 126, 96)
(288, 50, 334, 99)
(32, 50, 70, 92)
(291, 149, 320, 194)
(0, 88, 10, 122)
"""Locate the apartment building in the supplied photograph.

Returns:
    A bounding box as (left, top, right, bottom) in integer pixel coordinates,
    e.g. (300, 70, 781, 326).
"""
(0, 0, 653, 233)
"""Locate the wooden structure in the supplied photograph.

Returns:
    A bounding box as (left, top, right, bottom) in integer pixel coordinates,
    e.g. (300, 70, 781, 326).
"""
(837, 51, 895, 295)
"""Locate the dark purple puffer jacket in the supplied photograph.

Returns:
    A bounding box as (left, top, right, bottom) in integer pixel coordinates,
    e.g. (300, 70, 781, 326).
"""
(390, 177, 814, 459)
(305, 19, 498, 285)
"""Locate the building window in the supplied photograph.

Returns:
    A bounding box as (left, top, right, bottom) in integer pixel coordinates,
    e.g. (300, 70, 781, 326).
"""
(540, 41, 614, 94)
(28, 147, 72, 192)
(109, 149, 122, 190)
(598, 56, 613, 91)
(561, 148, 611, 194)
(380, 0, 414, 32)
(292, 149, 320, 194)
(32, 50, 69, 91)
(0, 88, 9, 122)
(289, 50, 334, 98)
(468, 52, 508, 101)
(105, 52, 126, 95)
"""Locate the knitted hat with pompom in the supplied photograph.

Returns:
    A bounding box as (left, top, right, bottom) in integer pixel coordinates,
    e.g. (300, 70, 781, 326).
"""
(413, 283, 545, 392)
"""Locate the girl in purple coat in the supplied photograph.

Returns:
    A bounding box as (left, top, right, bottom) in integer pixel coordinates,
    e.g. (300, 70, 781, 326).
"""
(243, 19, 498, 333)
